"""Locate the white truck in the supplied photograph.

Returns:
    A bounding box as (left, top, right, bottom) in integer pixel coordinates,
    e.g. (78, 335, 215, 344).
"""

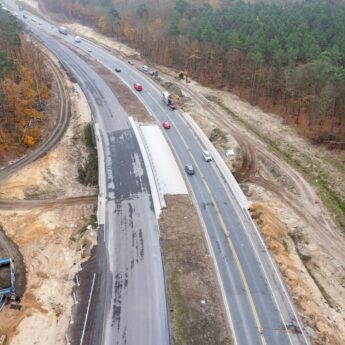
(162, 91, 177, 109)
(58, 26, 68, 35)
(162, 91, 172, 105)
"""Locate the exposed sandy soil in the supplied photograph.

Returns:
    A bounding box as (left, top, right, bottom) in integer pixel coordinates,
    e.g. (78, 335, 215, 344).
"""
(160, 195, 232, 345)
(65, 23, 138, 58)
(65, 44, 153, 123)
(0, 78, 96, 200)
(19, 0, 38, 9)
(250, 203, 345, 345)
(13, 5, 345, 343)
(0, 48, 97, 345)
(155, 69, 345, 343)
(0, 203, 96, 345)
(58, 25, 345, 343)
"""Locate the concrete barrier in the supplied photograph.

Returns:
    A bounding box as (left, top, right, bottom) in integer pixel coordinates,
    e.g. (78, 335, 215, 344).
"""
(183, 112, 249, 209)
(94, 123, 106, 226)
(129, 117, 166, 216)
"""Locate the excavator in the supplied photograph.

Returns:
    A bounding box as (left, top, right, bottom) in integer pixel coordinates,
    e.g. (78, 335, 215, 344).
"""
(0, 257, 15, 311)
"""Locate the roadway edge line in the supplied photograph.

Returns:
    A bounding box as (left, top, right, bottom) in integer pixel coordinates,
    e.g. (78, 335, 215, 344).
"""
(167, 107, 269, 344)
(80, 273, 96, 345)
(182, 101, 310, 343)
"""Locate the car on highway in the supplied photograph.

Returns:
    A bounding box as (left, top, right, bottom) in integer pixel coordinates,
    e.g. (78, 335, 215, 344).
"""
(202, 150, 212, 162)
(142, 65, 149, 72)
(134, 83, 143, 91)
(87, 48, 92, 53)
(185, 164, 195, 175)
(128, 60, 134, 65)
(74, 36, 81, 43)
(115, 67, 121, 73)
(169, 103, 177, 110)
(162, 121, 171, 129)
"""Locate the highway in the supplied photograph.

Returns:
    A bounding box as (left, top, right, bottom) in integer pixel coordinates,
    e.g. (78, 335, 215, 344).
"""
(7, 11, 170, 345)
(5, 2, 311, 345)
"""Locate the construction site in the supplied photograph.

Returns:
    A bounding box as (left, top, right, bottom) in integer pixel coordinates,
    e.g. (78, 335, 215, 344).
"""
(0, 1, 345, 344)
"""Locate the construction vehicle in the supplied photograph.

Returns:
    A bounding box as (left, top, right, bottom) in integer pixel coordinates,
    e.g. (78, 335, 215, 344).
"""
(0, 258, 15, 311)
(162, 91, 176, 109)
(178, 71, 189, 83)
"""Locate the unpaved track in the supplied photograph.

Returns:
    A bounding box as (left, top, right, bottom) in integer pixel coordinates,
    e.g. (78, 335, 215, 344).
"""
(0, 49, 70, 183)
(173, 81, 345, 260)
(0, 195, 98, 210)
(0, 46, 71, 304)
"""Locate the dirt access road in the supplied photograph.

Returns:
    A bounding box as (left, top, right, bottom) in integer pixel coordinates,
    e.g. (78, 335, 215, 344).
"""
(0, 42, 70, 182)
(0, 43, 70, 313)
(0, 44, 97, 345)
(13, 2, 345, 342)
(51, 21, 345, 344)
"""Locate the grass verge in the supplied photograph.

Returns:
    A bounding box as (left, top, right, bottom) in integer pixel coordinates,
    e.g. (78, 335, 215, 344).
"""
(78, 123, 98, 186)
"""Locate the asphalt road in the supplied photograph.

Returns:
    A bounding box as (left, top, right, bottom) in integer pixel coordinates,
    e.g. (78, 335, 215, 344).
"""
(4, 7, 170, 345)
(5, 2, 311, 345)
(64, 35, 310, 345)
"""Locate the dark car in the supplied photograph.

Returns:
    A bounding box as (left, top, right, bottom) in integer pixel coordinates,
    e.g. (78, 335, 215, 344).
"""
(185, 164, 195, 175)
(115, 67, 121, 72)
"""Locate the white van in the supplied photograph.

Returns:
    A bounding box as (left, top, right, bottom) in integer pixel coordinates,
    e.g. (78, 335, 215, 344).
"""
(58, 26, 68, 35)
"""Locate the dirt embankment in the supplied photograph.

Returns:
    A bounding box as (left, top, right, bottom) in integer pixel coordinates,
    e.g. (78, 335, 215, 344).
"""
(14, 5, 345, 343)
(250, 203, 345, 345)
(160, 195, 232, 345)
(0, 49, 97, 345)
(178, 83, 345, 344)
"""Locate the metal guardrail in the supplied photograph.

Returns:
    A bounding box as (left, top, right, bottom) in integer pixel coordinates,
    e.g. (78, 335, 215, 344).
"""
(183, 112, 249, 209)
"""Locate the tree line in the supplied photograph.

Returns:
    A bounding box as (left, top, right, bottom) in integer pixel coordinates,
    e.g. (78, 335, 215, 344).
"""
(41, 0, 345, 143)
(0, 8, 50, 162)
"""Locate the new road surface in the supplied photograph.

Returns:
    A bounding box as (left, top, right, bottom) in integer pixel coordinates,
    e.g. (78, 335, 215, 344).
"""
(5, 1, 311, 344)
(6, 10, 170, 345)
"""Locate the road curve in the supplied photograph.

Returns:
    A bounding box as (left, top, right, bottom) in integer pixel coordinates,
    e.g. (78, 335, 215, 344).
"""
(0, 52, 70, 182)
(66, 35, 310, 345)
(6, 2, 311, 345)
(60, 26, 311, 345)
(5, 11, 170, 345)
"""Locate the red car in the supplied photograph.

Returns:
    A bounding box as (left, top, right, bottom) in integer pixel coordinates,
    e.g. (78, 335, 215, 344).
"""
(162, 121, 171, 129)
(169, 103, 177, 110)
(134, 83, 143, 91)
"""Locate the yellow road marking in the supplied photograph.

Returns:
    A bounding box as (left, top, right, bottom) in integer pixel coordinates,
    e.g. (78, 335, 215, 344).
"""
(150, 100, 268, 344)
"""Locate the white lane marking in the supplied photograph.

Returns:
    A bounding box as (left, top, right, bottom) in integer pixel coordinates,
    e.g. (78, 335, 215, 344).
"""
(80, 273, 96, 345)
